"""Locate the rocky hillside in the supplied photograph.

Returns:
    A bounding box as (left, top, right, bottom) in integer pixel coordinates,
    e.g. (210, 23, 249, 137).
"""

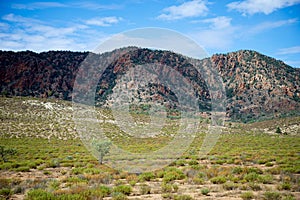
(0, 48, 299, 122)
(211, 50, 300, 121)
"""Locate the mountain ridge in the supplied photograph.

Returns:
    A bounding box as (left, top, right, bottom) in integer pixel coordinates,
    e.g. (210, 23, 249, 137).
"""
(0, 48, 299, 122)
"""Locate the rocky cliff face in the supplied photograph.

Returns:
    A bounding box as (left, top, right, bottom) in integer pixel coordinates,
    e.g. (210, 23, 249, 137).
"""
(0, 48, 299, 122)
(211, 50, 300, 121)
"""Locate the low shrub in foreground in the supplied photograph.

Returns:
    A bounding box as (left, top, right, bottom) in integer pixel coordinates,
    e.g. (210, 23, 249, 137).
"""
(25, 189, 55, 200)
(201, 188, 209, 196)
(240, 191, 254, 200)
(210, 176, 226, 184)
(263, 191, 281, 200)
(113, 185, 132, 195)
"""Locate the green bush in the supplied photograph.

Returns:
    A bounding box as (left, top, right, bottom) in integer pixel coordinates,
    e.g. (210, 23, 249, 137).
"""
(278, 182, 291, 190)
(163, 168, 185, 183)
(232, 167, 243, 174)
(94, 185, 111, 197)
(47, 159, 60, 168)
(210, 176, 226, 184)
(161, 183, 173, 193)
(0, 146, 17, 162)
(282, 194, 295, 200)
(25, 189, 55, 200)
(263, 191, 281, 200)
(248, 182, 261, 191)
(192, 177, 204, 185)
(0, 188, 12, 199)
(244, 172, 259, 182)
(201, 188, 209, 195)
(111, 192, 128, 200)
(113, 185, 132, 195)
(174, 194, 194, 200)
(140, 184, 151, 195)
(265, 162, 274, 167)
(188, 160, 198, 166)
(258, 174, 273, 184)
(247, 167, 263, 174)
(15, 166, 30, 172)
(138, 172, 155, 182)
(223, 182, 238, 190)
(240, 191, 254, 200)
(57, 194, 85, 200)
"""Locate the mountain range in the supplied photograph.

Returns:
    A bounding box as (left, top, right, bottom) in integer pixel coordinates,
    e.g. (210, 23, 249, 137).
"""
(0, 48, 299, 122)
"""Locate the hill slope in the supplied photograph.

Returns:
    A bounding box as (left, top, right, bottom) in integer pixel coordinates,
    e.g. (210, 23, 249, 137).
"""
(0, 48, 299, 121)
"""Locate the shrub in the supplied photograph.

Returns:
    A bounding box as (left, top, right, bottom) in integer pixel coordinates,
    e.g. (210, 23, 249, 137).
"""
(25, 189, 55, 200)
(92, 185, 111, 198)
(223, 182, 238, 190)
(0, 146, 17, 162)
(163, 168, 185, 183)
(0, 188, 13, 199)
(210, 176, 226, 184)
(47, 159, 60, 168)
(176, 159, 186, 166)
(282, 194, 295, 200)
(232, 167, 243, 174)
(138, 172, 155, 182)
(263, 191, 281, 200)
(188, 160, 198, 166)
(265, 162, 274, 167)
(240, 191, 254, 200)
(111, 192, 128, 200)
(248, 182, 261, 191)
(192, 177, 204, 185)
(57, 194, 85, 200)
(113, 185, 132, 195)
(161, 183, 173, 193)
(15, 166, 30, 172)
(246, 167, 263, 174)
(278, 182, 291, 190)
(244, 172, 259, 182)
(258, 174, 273, 184)
(201, 188, 209, 195)
(275, 126, 282, 134)
(174, 194, 194, 200)
(140, 184, 151, 195)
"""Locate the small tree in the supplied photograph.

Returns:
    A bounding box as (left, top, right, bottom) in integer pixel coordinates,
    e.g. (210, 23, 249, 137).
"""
(0, 146, 17, 162)
(92, 140, 112, 164)
(275, 126, 282, 134)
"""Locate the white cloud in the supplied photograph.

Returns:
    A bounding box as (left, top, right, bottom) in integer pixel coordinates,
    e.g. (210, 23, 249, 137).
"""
(247, 18, 297, 34)
(197, 16, 232, 29)
(72, 2, 121, 10)
(189, 28, 237, 51)
(227, 0, 300, 15)
(157, 0, 208, 20)
(188, 16, 236, 51)
(85, 17, 123, 27)
(11, 1, 121, 10)
(277, 46, 300, 55)
(12, 2, 67, 10)
(0, 14, 110, 52)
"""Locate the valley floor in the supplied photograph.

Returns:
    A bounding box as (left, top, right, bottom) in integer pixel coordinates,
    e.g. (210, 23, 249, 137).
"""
(0, 97, 299, 199)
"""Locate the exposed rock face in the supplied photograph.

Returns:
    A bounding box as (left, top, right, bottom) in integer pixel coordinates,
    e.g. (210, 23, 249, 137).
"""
(211, 50, 300, 121)
(0, 50, 88, 100)
(0, 48, 299, 122)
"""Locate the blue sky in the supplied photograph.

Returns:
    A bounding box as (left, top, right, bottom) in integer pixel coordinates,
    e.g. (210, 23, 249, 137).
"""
(0, 0, 299, 67)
